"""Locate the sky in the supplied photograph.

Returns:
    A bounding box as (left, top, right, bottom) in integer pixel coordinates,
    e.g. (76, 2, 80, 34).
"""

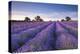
(9, 1, 78, 21)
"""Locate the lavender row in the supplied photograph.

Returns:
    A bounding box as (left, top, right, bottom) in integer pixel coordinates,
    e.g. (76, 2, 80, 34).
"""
(11, 22, 45, 34)
(55, 22, 78, 49)
(61, 21, 78, 28)
(16, 22, 56, 52)
(59, 22, 78, 38)
(11, 22, 52, 52)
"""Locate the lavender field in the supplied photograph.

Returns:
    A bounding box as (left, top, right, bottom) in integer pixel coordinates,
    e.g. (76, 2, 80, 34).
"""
(8, 1, 78, 53)
(10, 21, 78, 53)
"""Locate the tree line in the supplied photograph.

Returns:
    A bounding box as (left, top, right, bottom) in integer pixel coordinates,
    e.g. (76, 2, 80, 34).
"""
(24, 16, 71, 22)
(24, 16, 43, 22)
(61, 16, 71, 22)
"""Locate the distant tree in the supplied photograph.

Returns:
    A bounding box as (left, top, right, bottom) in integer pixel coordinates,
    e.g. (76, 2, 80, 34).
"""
(61, 19, 65, 22)
(32, 19, 36, 22)
(39, 18, 43, 21)
(35, 16, 43, 22)
(24, 17, 31, 22)
(35, 16, 40, 21)
(65, 16, 71, 21)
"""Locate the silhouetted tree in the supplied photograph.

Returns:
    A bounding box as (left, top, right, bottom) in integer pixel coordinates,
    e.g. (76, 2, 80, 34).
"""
(35, 16, 40, 21)
(61, 19, 65, 22)
(39, 18, 43, 21)
(25, 17, 31, 22)
(32, 19, 36, 22)
(35, 16, 43, 22)
(65, 17, 71, 21)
